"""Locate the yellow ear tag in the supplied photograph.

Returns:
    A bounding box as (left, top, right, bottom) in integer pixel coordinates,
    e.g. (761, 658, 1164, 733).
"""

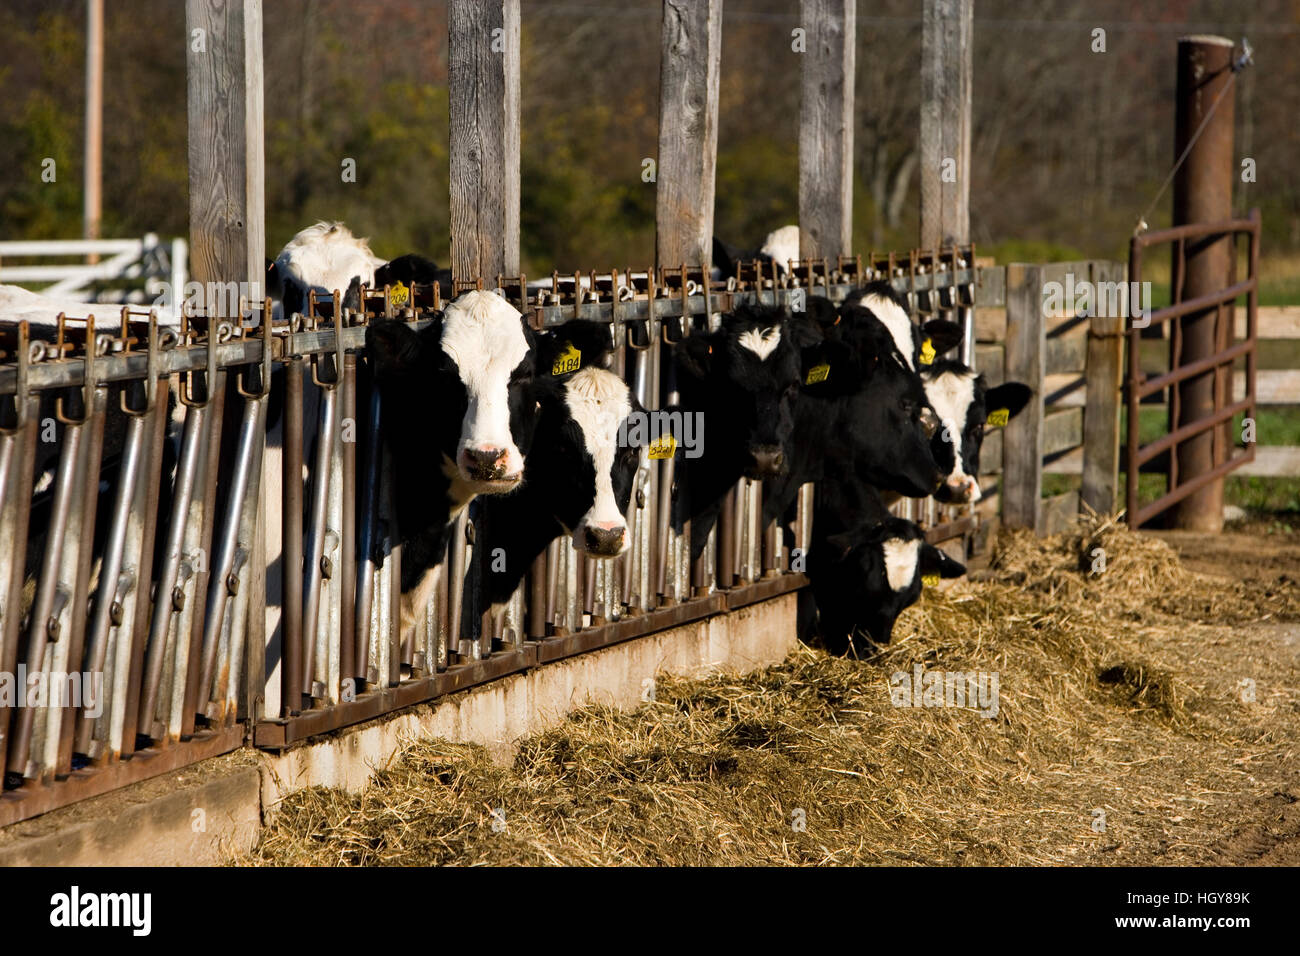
(648, 434, 678, 460)
(388, 280, 410, 308)
(987, 407, 1010, 428)
(804, 362, 830, 385)
(552, 342, 581, 376)
(921, 573, 940, 588)
(919, 337, 936, 366)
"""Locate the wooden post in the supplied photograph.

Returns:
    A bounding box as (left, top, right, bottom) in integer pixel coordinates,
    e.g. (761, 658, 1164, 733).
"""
(798, 0, 855, 259)
(1002, 264, 1044, 531)
(185, 0, 265, 306)
(449, 0, 520, 281)
(654, 0, 723, 270)
(1081, 260, 1126, 516)
(83, 0, 103, 249)
(1168, 35, 1235, 531)
(919, 0, 973, 250)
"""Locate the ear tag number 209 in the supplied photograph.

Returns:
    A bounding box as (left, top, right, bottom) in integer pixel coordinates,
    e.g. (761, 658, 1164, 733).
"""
(552, 342, 581, 376)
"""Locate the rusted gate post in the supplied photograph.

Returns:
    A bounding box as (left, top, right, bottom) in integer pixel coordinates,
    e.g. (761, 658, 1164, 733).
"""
(798, 0, 855, 260)
(449, 0, 520, 657)
(1168, 35, 1235, 531)
(185, 0, 265, 718)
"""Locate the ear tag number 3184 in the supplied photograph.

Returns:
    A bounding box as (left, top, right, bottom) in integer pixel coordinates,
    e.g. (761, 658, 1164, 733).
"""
(552, 342, 581, 376)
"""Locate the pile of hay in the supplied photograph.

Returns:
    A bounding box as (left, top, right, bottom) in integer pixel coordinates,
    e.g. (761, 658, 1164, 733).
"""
(241, 516, 1300, 866)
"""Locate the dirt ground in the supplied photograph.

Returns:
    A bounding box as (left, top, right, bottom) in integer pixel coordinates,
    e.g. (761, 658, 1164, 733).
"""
(240, 519, 1300, 867)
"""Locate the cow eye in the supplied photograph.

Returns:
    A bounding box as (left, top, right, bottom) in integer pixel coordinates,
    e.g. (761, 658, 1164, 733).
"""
(919, 407, 939, 439)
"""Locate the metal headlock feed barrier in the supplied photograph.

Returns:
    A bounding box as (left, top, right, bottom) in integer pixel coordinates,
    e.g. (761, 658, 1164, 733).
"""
(0, 245, 977, 825)
(1126, 211, 1260, 528)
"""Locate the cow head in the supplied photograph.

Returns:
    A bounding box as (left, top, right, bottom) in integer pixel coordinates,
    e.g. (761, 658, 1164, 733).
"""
(674, 303, 800, 479)
(816, 517, 966, 651)
(366, 290, 540, 496)
(844, 281, 964, 371)
(832, 307, 946, 497)
(923, 362, 1033, 503)
(524, 320, 645, 558)
(273, 221, 384, 317)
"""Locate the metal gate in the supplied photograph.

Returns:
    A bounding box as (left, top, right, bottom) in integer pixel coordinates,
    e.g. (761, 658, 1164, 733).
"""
(1125, 209, 1260, 527)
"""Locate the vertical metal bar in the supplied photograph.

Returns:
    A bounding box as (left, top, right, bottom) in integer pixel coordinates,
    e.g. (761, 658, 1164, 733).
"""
(119, 374, 170, 757)
(301, 379, 338, 699)
(281, 356, 304, 714)
(1126, 241, 1143, 526)
(77, 407, 146, 756)
(0, 330, 39, 785)
(174, 365, 226, 741)
(354, 377, 382, 685)
(197, 390, 261, 716)
(339, 353, 357, 689)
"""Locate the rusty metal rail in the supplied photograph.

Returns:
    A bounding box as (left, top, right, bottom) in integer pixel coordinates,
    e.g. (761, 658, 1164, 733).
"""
(0, 246, 975, 826)
(1125, 210, 1260, 528)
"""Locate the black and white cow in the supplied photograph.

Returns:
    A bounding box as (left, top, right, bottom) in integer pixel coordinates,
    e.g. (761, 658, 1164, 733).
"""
(366, 295, 618, 632)
(801, 477, 966, 655)
(921, 360, 1033, 503)
(671, 302, 809, 558)
(762, 303, 947, 536)
(366, 289, 553, 629)
(841, 280, 964, 373)
(271, 221, 384, 317)
(480, 362, 646, 609)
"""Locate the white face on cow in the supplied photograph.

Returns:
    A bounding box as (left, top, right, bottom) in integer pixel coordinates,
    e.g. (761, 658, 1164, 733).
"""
(564, 367, 638, 556)
(737, 326, 782, 360)
(923, 368, 981, 503)
(858, 292, 916, 371)
(440, 290, 532, 491)
(881, 537, 921, 592)
(275, 221, 384, 297)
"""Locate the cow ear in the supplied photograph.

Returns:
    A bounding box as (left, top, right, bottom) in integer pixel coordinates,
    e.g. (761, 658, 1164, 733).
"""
(920, 319, 963, 361)
(674, 332, 718, 381)
(365, 320, 422, 377)
(984, 382, 1033, 426)
(536, 319, 615, 376)
(342, 276, 363, 313)
(265, 259, 283, 301)
(920, 542, 966, 579)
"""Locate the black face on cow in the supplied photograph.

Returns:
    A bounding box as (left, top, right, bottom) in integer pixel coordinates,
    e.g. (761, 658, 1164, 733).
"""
(922, 361, 1033, 504)
(834, 307, 945, 497)
(812, 516, 966, 654)
(674, 303, 800, 480)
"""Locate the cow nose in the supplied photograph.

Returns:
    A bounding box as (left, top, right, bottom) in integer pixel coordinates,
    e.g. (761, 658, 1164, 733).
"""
(942, 475, 977, 502)
(582, 522, 627, 555)
(461, 446, 509, 480)
(747, 444, 785, 477)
